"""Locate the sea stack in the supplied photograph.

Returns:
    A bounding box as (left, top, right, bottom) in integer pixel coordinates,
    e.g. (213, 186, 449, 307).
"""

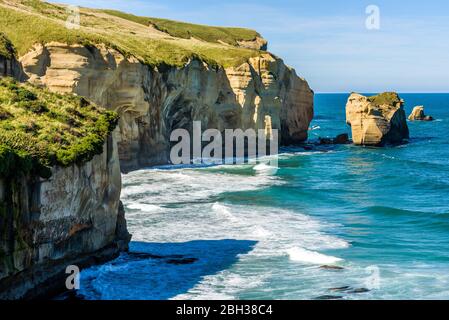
(408, 106, 434, 121)
(346, 92, 409, 146)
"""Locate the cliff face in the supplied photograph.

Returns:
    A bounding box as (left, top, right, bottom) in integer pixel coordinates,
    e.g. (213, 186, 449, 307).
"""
(0, 54, 22, 79)
(0, 33, 22, 79)
(346, 93, 409, 146)
(0, 136, 130, 299)
(20, 43, 314, 171)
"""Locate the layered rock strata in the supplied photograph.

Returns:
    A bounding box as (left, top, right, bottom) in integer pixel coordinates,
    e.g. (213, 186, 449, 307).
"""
(346, 92, 409, 146)
(20, 43, 314, 171)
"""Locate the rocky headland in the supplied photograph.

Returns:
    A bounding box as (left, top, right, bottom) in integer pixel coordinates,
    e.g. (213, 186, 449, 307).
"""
(0, 0, 314, 299)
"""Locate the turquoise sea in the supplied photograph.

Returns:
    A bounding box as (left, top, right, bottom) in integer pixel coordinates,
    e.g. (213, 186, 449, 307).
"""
(78, 93, 449, 300)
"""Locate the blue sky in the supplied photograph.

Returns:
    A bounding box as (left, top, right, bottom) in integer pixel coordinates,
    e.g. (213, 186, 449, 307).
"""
(58, 0, 449, 92)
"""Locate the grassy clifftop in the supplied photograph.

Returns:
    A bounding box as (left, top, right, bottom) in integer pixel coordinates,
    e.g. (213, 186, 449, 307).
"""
(100, 9, 261, 46)
(0, 0, 264, 67)
(0, 77, 118, 178)
(367, 92, 403, 106)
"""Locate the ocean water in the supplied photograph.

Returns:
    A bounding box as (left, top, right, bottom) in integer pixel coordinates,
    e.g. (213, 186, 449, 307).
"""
(78, 93, 449, 300)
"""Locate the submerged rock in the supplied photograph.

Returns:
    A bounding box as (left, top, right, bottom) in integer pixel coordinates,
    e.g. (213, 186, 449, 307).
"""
(328, 286, 370, 294)
(408, 106, 434, 121)
(318, 133, 350, 145)
(329, 286, 352, 292)
(320, 265, 345, 270)
(346, 92, 409, 146)
(314, 295, 344, 300)
(166, 257, 198, 265)
(347, 288, 370, 294)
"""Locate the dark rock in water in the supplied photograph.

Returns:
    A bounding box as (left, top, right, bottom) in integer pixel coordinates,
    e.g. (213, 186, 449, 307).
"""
(329, 286, 352, 292)
(127, 252, 164, 260)
(166, 257, 198, 265)
(347, 288, 370, 294)
(328, 286, 370, 294)
(320, 265, 345, 271)
(318, 133, 351, 145)
(314, 295, 344, 300)
(334, 133, 350, 144)
(303, 145, 315, 151)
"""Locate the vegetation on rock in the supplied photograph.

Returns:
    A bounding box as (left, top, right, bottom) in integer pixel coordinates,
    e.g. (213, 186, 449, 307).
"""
(0, 32, 15, 59)
(0, 77, 119, 178)
(367, 92, 402, 107)
(0, 0, 263, 68)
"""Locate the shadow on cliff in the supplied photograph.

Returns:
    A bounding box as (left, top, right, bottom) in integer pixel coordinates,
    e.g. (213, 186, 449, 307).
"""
(77, 239, 257, 300)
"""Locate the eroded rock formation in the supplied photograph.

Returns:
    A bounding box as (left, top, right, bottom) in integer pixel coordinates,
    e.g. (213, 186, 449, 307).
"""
(20, 43, 314, 171)
(408, 106, 434, 121)
(0, 137, 130, 299)
(237, 36, 268, 51)
(346, 92, 409, 146)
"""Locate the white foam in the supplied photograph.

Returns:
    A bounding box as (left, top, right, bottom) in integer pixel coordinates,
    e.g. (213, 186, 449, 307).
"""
(127, 203, 162, 213)
(253, 162, 278, 176)
(81, 164, 350, 300)
(286, 247, 343, 265)
(121, 166, 282, 205)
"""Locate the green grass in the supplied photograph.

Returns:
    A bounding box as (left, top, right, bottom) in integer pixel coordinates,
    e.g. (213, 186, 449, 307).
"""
(0, 77, 119, 178)
(368, 92, 402, 106)
(0, 0, 262, 68)
(100, 9, 260, 45)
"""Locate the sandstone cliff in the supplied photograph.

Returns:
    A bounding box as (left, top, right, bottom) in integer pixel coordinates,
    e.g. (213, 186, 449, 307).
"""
(0, 137, 130, 299)
(0, 73, 130, 299)
(0, 1, 313, 299)
(346, 92, 409, 146)
(20, 43, 314, 171)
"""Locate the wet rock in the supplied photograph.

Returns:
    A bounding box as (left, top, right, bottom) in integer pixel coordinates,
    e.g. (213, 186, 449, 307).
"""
(347, 288, 370, 294)
(329, 286, 352, 292)
(328, 286, 370, 294)
(165, 257, 198, 265)
(320, 265, 345, 271)
(126, 252, 164, 260)
(318, 134, 350, 145)
(314, 295, 344, 300)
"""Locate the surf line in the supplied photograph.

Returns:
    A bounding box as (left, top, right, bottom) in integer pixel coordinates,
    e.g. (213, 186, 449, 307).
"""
(176, 304, 210, 318)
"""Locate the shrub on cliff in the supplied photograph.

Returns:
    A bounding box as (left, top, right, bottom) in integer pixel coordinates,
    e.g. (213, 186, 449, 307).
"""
(0, 32, 15, 59)
(0, 77, 119, 179)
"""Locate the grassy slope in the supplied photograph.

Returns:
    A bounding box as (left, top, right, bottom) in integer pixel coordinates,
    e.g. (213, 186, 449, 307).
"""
(0, 77, 118, 178)
(100, 9, 260, 45)
(0, 0, 263, 68)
